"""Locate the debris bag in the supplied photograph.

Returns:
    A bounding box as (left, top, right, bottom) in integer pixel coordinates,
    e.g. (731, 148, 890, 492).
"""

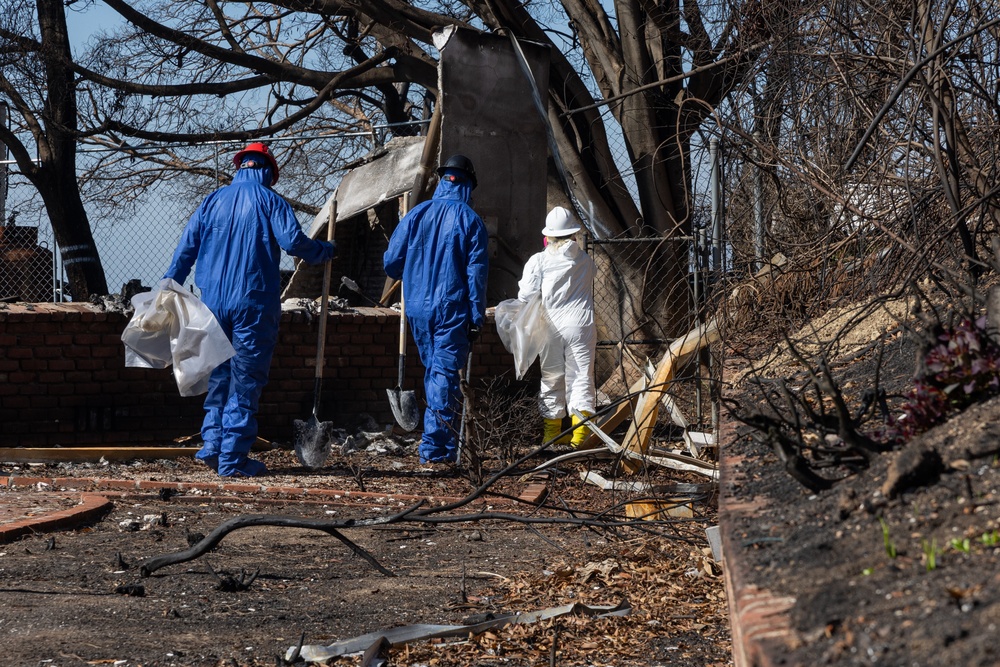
(494, 293, 553, 379)
(121, 278, 236, 396)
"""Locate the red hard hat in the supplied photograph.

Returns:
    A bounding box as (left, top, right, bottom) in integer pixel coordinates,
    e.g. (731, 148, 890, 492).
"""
(233, 142, 280, 185)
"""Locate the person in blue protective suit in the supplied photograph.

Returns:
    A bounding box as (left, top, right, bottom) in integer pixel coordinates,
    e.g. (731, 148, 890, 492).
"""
(383, 154, 489, 463)
(164, 142, 336, 477)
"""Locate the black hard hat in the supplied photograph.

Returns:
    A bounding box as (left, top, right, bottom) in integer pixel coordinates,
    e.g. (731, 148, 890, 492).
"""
(437, 154, 477, 189)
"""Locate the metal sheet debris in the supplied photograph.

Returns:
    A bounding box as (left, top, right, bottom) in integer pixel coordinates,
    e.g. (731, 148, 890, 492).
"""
(305, 137, 425, 239)
(287, 600, 631, 663)
(572, 408, 719, 480)
(684, 430, 715, 458)
(705, 525, 723, 562)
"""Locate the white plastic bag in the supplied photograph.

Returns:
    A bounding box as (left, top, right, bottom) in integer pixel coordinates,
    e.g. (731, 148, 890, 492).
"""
(495, 293, 554, 379)
(121, 278, 236, 396)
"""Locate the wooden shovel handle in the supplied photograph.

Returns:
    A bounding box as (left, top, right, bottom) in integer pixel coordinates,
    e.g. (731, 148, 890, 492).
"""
(396, 192, 411, 373)
(314, 199, 336, 380)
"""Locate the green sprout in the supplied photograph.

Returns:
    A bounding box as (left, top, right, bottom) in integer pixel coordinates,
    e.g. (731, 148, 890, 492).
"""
(922, 538, 939, 571)
(980, 530, 1000, 546)
(950, 538, 971, 553)
(879, 517, 897, 559)
(862, 567, 874, 576)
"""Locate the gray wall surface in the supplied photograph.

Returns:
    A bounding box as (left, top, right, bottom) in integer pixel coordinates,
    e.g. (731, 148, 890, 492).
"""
(438, 28, 551, 302)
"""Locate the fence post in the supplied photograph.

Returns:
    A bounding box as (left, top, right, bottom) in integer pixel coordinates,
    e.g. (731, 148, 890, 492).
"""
(0, 102, 7, 226)
(753, 131, 765, 273)
(710, 137, 723, 274)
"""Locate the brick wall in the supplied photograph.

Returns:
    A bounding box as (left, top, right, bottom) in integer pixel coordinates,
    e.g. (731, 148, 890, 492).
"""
(0, 303, 519, 447)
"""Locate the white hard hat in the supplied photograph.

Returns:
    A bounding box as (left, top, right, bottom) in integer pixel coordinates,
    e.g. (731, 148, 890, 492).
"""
(541, 206, 582, 236)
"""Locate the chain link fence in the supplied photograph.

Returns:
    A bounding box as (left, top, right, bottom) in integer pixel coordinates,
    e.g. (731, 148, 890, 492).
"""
(587, 218, 721, 431)
(0, 134, 363, 302)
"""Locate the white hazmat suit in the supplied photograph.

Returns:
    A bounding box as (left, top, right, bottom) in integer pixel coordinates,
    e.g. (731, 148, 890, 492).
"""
(517, 208, 597, 444)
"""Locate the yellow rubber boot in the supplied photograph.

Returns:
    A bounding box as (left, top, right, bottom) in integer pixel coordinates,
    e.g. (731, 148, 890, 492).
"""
(543, 418, 571, 445)
(570, 411, 594, 448)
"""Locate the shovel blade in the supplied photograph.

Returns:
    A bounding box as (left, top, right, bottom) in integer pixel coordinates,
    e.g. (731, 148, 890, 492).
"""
(293, 416, 334, 469)
(387, 387, 420, 432)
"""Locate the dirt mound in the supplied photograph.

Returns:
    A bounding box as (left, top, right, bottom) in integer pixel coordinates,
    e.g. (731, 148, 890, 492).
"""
(725, 288, 1000, 665)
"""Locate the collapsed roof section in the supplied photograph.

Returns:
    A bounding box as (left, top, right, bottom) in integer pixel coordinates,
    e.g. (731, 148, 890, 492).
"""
(281, 137, 424, 300)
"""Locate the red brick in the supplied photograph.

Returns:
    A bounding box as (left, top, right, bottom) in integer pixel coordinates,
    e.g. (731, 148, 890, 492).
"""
(221, 483, 261, 493)
(52, 477, 94, 489)
(17, 334, 45, 346)
(28, 396, 60, 409)
(177, 482, 223, 492)
(93, 479, 140, 490)
(19, 359, 48, 372)
(64, 345, 94, 359)
(518, 482, 549, 505)
(262, 486, 308, 496)
(73, 333, 102, 345)
(304, 488, 345, 499)
(44, 334, 73, 346)
(8, 477, 56, 488)
(137, 480, 183, 491)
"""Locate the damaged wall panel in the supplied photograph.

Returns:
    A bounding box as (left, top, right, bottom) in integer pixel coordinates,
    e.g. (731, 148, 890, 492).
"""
(437, 27, 551, 302)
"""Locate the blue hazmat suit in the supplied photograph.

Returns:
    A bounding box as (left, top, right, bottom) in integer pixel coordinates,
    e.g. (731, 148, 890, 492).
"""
(164, 161, 336, 477)
(383, 173, 488, 462)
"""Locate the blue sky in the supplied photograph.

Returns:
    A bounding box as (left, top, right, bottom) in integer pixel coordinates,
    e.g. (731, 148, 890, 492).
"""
(66, 2, 125, 53)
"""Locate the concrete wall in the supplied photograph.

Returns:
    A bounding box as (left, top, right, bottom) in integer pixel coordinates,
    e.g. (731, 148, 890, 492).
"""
(0, 303, 520, 447)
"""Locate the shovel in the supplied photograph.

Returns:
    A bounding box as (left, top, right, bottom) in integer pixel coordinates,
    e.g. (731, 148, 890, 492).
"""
(386, 286, 420, 432)
(456, 348, 474, 464)
(386, 193, 420, 432)
(294, 198, 337, 468)
(339, 275, 381, 307)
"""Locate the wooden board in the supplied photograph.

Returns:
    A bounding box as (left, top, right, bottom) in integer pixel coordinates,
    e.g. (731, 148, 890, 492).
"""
(0, 436, 276, 464)
(0, 447, 199, 464)
(625, 500, 693, 520)
(621, 318, 720, 473)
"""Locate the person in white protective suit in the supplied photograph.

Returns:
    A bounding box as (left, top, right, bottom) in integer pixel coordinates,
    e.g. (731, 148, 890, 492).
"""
(516, 206, 597, 447)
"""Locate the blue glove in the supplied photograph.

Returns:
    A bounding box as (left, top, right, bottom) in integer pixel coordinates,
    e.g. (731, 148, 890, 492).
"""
(322, 240, 337, 261)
